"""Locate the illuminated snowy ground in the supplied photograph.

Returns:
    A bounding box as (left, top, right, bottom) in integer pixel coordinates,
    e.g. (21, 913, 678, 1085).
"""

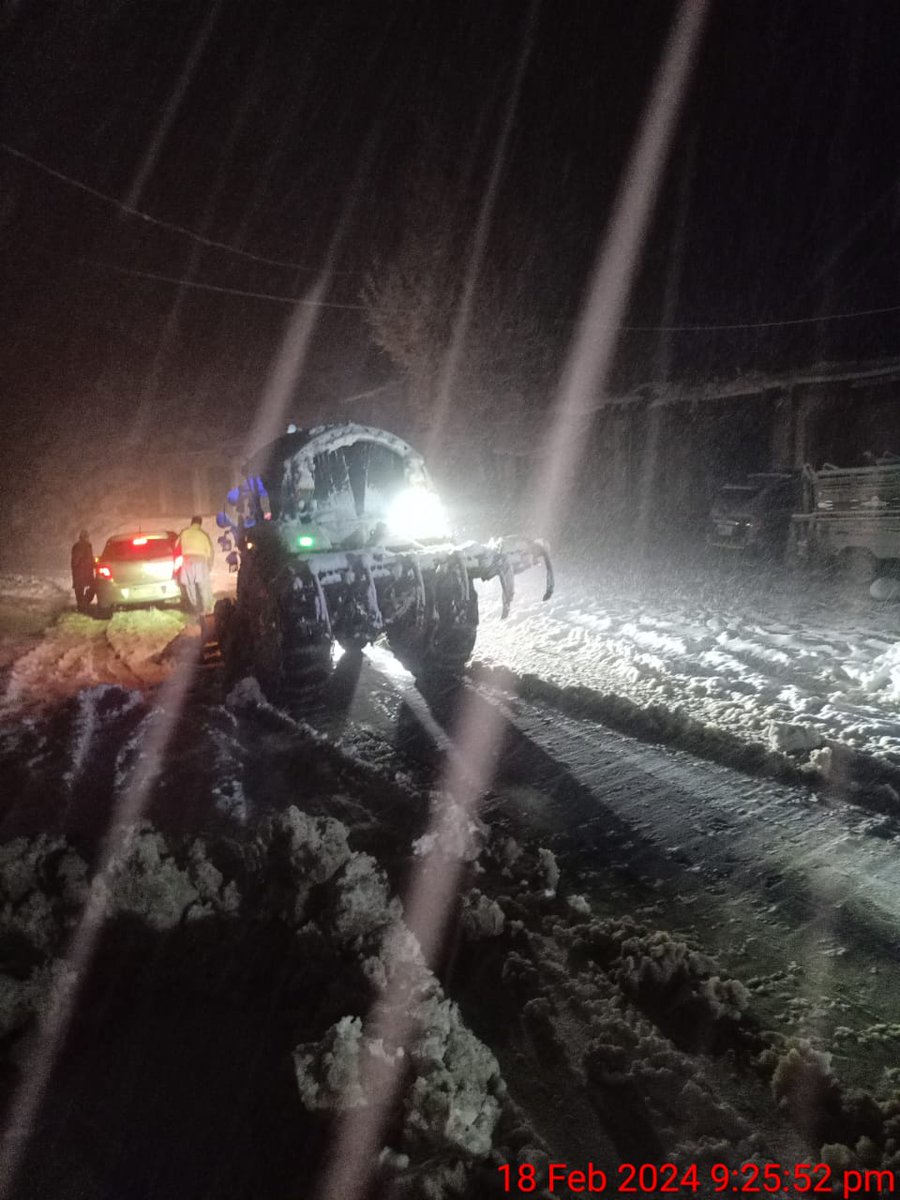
(3, 559, 899, 781)
(474, 556, 900, 782)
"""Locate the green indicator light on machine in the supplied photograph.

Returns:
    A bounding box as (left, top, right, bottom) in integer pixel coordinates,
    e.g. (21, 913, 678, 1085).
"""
(298, 534, 316, 548)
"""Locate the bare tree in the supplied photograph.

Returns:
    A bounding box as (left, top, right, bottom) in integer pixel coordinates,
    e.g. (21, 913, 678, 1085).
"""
(362, 174, 555, 452)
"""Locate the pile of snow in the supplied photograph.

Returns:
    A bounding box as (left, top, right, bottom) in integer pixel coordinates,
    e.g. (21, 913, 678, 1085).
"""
(283, 800, 509, 1182)
(0, 833, 87, 951)
(259, 806, 354, 921)
(100, 825, 241, 929)
(459, 889, 505, 939)
(4, 669, 898, 1195)
(2, 608, 187, 710)
(841, 641, 900, 702)
(0, 823, 241, 1043)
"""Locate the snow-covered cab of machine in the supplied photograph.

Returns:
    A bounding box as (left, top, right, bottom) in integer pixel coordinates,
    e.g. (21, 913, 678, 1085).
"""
(213, 423, 553, 698)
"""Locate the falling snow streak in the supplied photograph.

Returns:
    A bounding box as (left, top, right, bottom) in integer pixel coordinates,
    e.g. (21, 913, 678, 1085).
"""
(425, 0, 540, 461)
(313, 680, 511, 1200)
(122, 0, 225, 212)
(532, 0, 710, 548)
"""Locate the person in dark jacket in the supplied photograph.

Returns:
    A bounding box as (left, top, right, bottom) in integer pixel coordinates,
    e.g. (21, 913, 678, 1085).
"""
(71, 530, 95, 612)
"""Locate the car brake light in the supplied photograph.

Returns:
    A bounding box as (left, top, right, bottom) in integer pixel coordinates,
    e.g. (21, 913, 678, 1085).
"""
(132, 536, 148, 546)
(173, 554, 183, 573)
(97, 564, 112, 579)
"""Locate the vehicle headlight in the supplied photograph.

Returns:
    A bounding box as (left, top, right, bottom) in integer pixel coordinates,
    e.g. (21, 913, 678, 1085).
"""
(386, 487, 450, 541)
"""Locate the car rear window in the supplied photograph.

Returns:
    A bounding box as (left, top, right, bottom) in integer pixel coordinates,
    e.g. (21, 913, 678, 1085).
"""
(102, 535, 175, 561)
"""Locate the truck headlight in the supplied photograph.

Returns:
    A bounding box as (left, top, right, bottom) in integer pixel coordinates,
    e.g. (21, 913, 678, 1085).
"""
(386, 487, 450, 541)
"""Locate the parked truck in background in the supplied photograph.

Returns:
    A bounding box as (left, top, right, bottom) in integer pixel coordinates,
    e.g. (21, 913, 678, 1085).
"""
(707, 472, 800, 558)
(788, 455, 900, 587)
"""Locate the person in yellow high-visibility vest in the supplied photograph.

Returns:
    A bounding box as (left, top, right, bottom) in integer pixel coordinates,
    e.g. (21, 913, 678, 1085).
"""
(175, 515, 214, 616)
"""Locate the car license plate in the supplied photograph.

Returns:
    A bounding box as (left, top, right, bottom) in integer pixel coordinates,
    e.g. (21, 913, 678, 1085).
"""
(716, 523, 733, 536)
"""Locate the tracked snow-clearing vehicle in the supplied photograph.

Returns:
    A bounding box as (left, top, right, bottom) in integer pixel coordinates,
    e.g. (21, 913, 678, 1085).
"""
(214, 423, 553, 698)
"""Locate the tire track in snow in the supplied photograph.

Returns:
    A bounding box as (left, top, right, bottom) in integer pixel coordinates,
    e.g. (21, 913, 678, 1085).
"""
(482, 688, 900, 932)
(466, 687, 900, 1084)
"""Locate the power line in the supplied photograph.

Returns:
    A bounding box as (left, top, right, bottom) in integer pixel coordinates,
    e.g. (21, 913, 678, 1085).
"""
(9, 143, 900, 333)
(85, 254, 900, 329)
(80, 258, 367, 308)
(607, 303, 900, 333)
(1, 140, 351, 276)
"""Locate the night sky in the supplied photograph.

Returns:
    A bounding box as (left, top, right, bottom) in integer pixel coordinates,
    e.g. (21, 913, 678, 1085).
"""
(2, 0, 899, 459)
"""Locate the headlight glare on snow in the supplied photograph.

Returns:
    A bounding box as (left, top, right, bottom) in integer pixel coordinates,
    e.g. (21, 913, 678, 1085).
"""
(386, 487, 450, 541)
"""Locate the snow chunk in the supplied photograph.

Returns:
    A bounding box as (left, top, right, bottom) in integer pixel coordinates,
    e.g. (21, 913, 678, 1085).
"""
(413, 796, 485, 863)
(768, 1039, 841, 1143)
(849, 640, 900, 698)
(261, 806, 352, 920)
(807, 741, 857, 783)
(225, 675, 267, 711)
(330, 853, 401, 948)
(0, 835, 88, 951)
(294, 1015, 373, 1111)
(537, 847, 559, 896)
(820, 1142, 856, 1171)
(404, 993, 504, 1158)
(459, 890, 505, 940)
(371, 924, 431, 1003)
(698, 975, 751, 1022)
(294, 995, 505, 1161)
(767, 722, 825, 754)
(102, 828, 202, 928)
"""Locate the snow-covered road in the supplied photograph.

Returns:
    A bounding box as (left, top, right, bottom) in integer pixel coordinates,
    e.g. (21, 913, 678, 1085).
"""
(474, 556, 900, 801)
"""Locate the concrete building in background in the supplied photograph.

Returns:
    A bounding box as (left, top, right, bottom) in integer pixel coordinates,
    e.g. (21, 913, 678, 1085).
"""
(582, 357, 900, 543)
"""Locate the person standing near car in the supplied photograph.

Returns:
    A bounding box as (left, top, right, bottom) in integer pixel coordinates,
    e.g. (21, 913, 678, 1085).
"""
(175, 515, 214, 616)
(70, 529, 95, 612)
